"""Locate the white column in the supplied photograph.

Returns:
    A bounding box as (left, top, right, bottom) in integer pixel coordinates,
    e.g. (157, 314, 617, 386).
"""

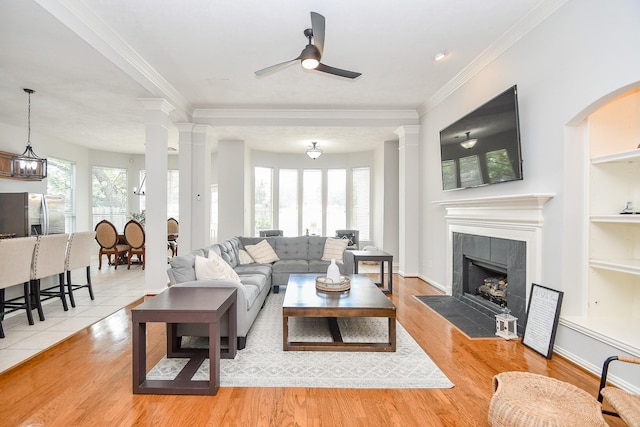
(218, 139, 247, 240)
(139, 98, 174, 292)
(191, 125, 213, 249)
(396, 125, 420, 277)
(175, 123, 194, 252)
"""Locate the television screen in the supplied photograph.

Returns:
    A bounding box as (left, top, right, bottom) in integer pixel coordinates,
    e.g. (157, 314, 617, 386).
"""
(439, 85, 523, 191)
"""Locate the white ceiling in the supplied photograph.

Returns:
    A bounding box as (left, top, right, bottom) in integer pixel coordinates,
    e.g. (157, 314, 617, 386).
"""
(0, 0, 552, 155)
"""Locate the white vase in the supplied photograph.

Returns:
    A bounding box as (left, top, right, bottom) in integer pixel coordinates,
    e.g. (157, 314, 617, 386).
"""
(327, 258, 341, 283)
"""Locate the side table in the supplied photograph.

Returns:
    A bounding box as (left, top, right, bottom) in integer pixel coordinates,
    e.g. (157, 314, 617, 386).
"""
(351, 250, 393, 294)
(132, 287, 237, 396)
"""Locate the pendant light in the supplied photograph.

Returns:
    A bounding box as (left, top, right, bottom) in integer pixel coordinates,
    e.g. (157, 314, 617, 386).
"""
(460, 131, 478, 149)
(306, 141, 322, 159)
(11, 89, 47, 179)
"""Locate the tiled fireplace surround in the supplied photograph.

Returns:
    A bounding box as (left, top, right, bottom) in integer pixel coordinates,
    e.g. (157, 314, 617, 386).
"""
(437, 194, 554, 333)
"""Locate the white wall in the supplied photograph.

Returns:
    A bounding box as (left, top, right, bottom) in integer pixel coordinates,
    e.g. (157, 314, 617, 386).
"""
(420, 0, 640, 373)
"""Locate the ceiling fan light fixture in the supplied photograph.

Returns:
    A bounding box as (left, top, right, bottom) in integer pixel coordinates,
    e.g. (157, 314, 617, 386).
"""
(460, 131, 478, 149)
(11, 88, 47, 180)
(300, 44, 320, 69)
(306, 142, 322, 159)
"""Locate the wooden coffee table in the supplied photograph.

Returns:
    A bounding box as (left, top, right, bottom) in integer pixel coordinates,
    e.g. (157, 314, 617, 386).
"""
(282, 274, 396, 352)
(132, 287, 237, 396)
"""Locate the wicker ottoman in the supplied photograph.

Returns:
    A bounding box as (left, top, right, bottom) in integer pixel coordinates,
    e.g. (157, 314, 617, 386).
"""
(488, 372, 608, 427)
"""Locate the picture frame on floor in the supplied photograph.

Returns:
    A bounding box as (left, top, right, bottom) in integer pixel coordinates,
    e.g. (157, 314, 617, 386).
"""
(522, 283, 563, 359)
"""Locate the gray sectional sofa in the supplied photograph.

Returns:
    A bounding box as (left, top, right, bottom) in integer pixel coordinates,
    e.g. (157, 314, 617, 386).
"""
(166, 235, 354, 349)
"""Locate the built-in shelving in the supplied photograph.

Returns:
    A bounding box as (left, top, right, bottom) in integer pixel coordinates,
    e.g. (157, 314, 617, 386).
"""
(585, 144, 640, 353)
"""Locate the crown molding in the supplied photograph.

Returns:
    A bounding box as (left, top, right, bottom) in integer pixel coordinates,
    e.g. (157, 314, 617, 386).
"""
(34, 0, 192, 121)
(420, 0, 569, 115)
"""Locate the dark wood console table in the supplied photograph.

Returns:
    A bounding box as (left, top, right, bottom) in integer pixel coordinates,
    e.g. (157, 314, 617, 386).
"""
(351, 250, 394, 294)
(132, 287, 237, 396)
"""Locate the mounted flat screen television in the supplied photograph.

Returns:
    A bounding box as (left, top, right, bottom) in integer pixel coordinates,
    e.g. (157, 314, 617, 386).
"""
(439, 85, 523, 191)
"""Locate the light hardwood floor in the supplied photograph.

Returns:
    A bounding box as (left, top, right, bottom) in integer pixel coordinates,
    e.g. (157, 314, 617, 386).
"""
(0, 274, 625, 426)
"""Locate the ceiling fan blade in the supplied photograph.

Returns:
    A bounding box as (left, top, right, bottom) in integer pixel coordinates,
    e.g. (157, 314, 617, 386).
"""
(315, 63, 361, 79)
(310, 12, 325, 56)
(255, 58, 300, 77)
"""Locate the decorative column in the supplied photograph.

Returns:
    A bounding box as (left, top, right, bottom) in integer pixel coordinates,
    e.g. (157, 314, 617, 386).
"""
(396, 125, 420, 277)
(175, 123, 194, 253)
(190, 124, 213, 249)
(139, 98, 174, 292)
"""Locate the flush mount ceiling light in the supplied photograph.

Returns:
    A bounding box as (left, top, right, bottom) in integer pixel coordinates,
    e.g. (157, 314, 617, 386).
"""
(460, 131, 478, 149)
(306, 141, 322, 159)
(11, 88, 47, 180)
(433, 52, 447, 61)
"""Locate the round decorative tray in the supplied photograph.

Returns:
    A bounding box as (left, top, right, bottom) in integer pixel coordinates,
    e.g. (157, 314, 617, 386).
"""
(315, 275, 351, 292)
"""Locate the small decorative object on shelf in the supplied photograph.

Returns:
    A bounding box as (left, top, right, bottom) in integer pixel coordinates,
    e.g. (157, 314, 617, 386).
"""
(495, 307, 518, 340)
(315, 275, 351, 292)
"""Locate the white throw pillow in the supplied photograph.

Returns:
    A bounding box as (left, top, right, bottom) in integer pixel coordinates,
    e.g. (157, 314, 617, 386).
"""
(321, 238, 348, 262)
(238, 249, 254, 265)
(195, 250, 241, 282)
(244, 239, 280, 264)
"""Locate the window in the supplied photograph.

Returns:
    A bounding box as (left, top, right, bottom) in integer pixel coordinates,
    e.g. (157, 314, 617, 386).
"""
(92, 166, 128, 230)
(302, 169, 322, 235)
(254, 167, 273, 235)
(326, 169, 346, 236)
(253, 166, 370, 240)
(352, 167, 370, 241)
(441, 159, 457, 191)
(278, 169, 298, 237)
(47, 157, 76, 232)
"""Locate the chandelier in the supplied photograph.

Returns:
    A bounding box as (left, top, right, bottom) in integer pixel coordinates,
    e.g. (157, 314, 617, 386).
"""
(306, 141, 322, 159)
(460, 131, 478, 149)
(11, 89, 47, 180)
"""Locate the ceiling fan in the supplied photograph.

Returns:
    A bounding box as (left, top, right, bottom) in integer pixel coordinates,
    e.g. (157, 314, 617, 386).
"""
(255, 12, 361, 79)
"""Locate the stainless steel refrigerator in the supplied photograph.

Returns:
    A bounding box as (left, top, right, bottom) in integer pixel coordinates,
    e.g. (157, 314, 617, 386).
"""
(0, 192, 66, 237)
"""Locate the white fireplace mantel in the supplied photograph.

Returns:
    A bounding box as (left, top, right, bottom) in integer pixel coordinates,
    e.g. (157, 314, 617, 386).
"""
(435, 193, 555, 228)
(435, 193, 555, 297)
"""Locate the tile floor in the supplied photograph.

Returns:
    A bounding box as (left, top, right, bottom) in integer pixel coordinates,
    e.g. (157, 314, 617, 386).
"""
(0, 260, 148, 374)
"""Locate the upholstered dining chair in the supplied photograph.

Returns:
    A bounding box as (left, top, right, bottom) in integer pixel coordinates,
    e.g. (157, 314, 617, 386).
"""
(0, 236, 38, 338)
(64, 231, 96, 307)
(31, 234, 70, 321)
(167, 217, 179, 257)
(259, 229, 283, 237)
(124, 219, 145, 270)
(335, 229, 359, 250)
(94, 219, 128, 269)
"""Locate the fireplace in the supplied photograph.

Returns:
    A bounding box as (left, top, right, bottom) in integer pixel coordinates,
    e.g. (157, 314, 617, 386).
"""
(453, 233, 526, 334)
(437, 193, 554, 337)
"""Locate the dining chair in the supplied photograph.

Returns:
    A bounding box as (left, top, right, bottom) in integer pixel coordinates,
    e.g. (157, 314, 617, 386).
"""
(31, 234, 70, 321)
(94, 219, 128, 269)
(65, 231, 96, 308)
(167, 217, 179, 257)
(124, 219, 145, 269)
(0, 236, 38, 338)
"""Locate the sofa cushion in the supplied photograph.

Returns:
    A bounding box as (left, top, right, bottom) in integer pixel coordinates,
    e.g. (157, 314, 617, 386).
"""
(234, 263, 272, 277)
(195, 250, 241, 282)
(309, 259, 347, 274)
(237, 275, 266, 309)
(308, 236, 326, 260)
(321, 238, 349, 262)
(245, 239, 279, 264)
(272, 259, 309, 274)
(167, 248, 206, 283)
(274, 236, 308, 260)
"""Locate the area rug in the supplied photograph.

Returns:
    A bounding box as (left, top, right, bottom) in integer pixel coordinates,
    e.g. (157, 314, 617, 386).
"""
(415, 295, 498, 339)
(147, 292, 454, 389)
